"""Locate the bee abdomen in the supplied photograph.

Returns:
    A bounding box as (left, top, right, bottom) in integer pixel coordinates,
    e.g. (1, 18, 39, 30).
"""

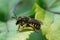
(28, 19, 41, 30)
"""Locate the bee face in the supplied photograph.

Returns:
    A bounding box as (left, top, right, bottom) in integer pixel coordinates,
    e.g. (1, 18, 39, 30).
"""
(16, 17, 22, 25)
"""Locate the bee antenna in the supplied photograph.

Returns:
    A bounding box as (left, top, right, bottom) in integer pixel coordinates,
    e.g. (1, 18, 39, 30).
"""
(13, 6, 17, 19)
(13, 2, 19, 20)
(13, 1, 23, 20)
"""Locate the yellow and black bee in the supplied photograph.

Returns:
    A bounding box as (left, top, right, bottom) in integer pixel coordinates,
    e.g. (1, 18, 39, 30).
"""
(16, 16, 42, 32)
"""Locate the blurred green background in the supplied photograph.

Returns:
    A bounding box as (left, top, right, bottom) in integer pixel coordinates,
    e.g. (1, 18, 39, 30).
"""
(0, 0, 60, 40)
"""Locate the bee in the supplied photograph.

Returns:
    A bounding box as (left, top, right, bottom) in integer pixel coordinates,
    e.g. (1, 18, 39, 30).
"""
(16, 16, 42, 32)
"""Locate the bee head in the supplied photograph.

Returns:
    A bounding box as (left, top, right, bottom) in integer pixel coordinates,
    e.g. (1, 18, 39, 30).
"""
(16, 16, 29, 25)
(16, 17, 22, 25)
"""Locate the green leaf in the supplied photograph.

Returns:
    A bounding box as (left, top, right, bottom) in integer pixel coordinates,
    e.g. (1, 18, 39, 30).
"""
(41, 11, 54, 35)
(6, 20, 31, 40)
(46, 14, 60, 40)
(6, 20, 46, 40)
(36, 0, 46, 9)
(10, 0, 35, 18)
(35, 3, 60, 40)
(45, 0, 56, 7)
(0, 0, 8, 22)
(49, 1, 60, 13)
(0, 22, 7, 40)
(0, 0, 8, 13)
(27, 30, 46, 40)
(37, 0, 60, 13)
(35, 3, 45, 22)
(34, 4, 54, 35)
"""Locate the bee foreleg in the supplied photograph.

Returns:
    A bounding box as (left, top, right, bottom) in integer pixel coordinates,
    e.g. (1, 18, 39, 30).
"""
(18, 24, 27, 32)
(17, 25, 20, 31)
(19, 26, 24, 32)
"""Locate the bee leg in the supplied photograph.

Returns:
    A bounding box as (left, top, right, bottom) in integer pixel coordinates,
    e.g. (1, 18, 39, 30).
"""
(19, 26, 24, 32)
(19, 24, 27, 32)
(32, 27, 38, 33)
(31, 26, 36, 31)
(17, 25, 20, 31)
(29, 24, 36, 31)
